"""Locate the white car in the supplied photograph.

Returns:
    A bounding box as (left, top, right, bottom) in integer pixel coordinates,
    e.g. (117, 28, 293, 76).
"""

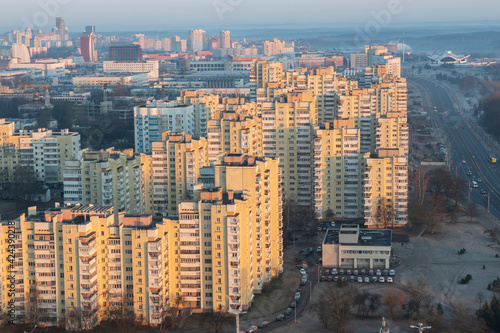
(300, 268, 307, 275)
(387, 277, 393, 283)
(294, 292, 301, 301)
(462, 160, 466, 164)
(317, 246, 322, 253)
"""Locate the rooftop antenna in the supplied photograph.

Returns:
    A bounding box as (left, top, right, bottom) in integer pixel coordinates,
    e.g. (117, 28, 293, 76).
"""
(402, 32, 405, 63)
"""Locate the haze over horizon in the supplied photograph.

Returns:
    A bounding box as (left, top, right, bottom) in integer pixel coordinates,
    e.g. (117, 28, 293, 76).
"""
(1, 0, 500, 33)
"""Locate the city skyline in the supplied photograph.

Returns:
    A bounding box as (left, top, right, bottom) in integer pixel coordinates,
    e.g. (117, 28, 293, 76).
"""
(1, 0, 500, 32)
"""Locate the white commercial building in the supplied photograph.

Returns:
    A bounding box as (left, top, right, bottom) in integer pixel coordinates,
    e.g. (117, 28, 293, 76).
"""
(322, 224, 392, 269)
(103, 60, 159, 80)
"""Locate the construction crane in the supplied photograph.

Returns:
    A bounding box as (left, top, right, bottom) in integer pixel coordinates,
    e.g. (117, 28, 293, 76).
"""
(410, 323, 432, 332)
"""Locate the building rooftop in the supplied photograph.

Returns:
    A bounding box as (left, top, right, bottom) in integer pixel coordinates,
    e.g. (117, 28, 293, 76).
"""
(324, 227, 391, 247)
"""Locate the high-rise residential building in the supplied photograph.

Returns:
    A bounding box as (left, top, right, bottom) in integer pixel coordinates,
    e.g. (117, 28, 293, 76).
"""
(108, 45, 143, 61)
(364, 148, 408, 227)
(220, 30, 231, 49)
(0, 204, 169, 328)
(171, 36, 187, 53)
(80, 32, 97, 62)
(188, 29, 205, 52)
(0, 121, 80, 183)
(63, 148, 143, 213)
(142, 131, 208, 216)
(207, 114, 262, 163)
(249, 60, 284, 101)
(313, 120, 363, 219)
(85, 25, 95, 34)
(210, 154, 283, 292)
(1, 165, 283, 326)
(55, 17, 68, 41)
(177, 90, 219, 139)
(134, 96, 212, 153)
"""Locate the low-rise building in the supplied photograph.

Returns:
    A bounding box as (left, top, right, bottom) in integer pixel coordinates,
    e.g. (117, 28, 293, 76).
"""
(322, 224, 391, 269)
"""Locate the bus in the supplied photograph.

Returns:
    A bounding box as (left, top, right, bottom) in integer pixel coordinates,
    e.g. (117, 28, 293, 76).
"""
(489, 156, 497, 163)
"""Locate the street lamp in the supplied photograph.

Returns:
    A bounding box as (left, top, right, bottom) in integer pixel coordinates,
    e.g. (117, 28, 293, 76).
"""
(410, 323, 431, 332)
(309, 280, 312, 302)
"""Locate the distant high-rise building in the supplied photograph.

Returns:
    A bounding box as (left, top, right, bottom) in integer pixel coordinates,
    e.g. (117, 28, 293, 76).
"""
(188, 29, 205, 52)
(109, 45, 143, 61)
(80, 32, 97, 62)
(85, 25, 95, 34)
(220, 30, 231, 49)
(55, 17, 68, 40)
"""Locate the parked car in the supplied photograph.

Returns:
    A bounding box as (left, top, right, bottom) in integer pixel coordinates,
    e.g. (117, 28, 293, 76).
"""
(376, 269, 382, 276)
(389, 269, 395, 276)
(259, 321, 270, 328)
(290, 301, 296, 308)
(300, 268, 307, 275)
(320, 275, 326, 282)
(317, 226, 322, 232)
(326, 276, 333, 282)
(379, 277, 385, 283)
(346, 269, 352, 275)
(324, 269, 329, 275)
(372, 277, 378, 283)
(349, 276, 355, 282)
(383, 270, 389, 276)
(364, 277, 370, 283)
(294, 292, 301, 301)
(285, 308, 293, 316)
(317, 246, 322, 253)
(360, 269, 366, 275)
(341, 276, 347, 281)
(339, 269, 345, 275)
(368, 269, 374, 276)
(387, 277, 393, 283)
(276, 314, 285, 321)
(334, 276, 339, 282)
(247, 326, 258, 333)
(357, 276, 363, 283)
(300, 278, 307, 286)
(331, 268, 337, 275)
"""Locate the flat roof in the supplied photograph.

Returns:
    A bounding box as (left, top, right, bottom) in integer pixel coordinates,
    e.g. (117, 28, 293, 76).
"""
(324, 228, 391, 247)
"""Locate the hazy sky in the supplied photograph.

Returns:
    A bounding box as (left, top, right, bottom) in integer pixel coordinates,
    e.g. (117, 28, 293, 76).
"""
(1, 0, 500, 33)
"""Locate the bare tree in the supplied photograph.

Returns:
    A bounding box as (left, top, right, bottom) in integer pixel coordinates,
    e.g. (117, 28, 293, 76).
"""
(310, 283, 357, 332)
(403, 278, 430, 318)
(447, 174, 465, 207)
(425, 192, 444, 234)
(201, 308, 233, 333)
(466, 202, 479, 223)
(354, 291, 381, 317)
(165, 294, 186, 330)
(375, 197, 394, 228)
(414, 168, 429, 206)
(382, 286, 406, 319)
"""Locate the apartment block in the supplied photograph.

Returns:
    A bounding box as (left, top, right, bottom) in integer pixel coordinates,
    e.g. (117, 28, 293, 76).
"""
(0, 121, 80, 183)
(0, 204, 169, 328)
(164, 188, 255, 312)
(63, 148, 142, 213)
(313, 120, 363, 219)
(134, 100, 197, 153)
(207, 113, 262, 163)
(211, 154, 283, 292)
(144, 131, 208, 216)
(363, 148, 408, 227)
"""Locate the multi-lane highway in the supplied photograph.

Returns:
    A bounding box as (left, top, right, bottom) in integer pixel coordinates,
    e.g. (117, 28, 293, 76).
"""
(410, 77, 500, 225)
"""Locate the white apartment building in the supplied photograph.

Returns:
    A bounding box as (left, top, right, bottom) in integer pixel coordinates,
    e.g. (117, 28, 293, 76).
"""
(134, 100, 196, 153)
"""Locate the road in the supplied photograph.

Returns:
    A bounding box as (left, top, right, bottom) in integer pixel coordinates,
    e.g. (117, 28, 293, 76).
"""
(410, 77, 500, 227)
(256, 247, 321, 332)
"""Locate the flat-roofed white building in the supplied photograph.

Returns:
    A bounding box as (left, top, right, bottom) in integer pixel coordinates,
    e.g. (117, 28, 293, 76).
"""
(322, 224, 392, 269)
(103, 60, 159, 80)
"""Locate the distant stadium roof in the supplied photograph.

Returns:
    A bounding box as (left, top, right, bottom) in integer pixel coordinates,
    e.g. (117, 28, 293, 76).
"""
(428, 51, 470, 64)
